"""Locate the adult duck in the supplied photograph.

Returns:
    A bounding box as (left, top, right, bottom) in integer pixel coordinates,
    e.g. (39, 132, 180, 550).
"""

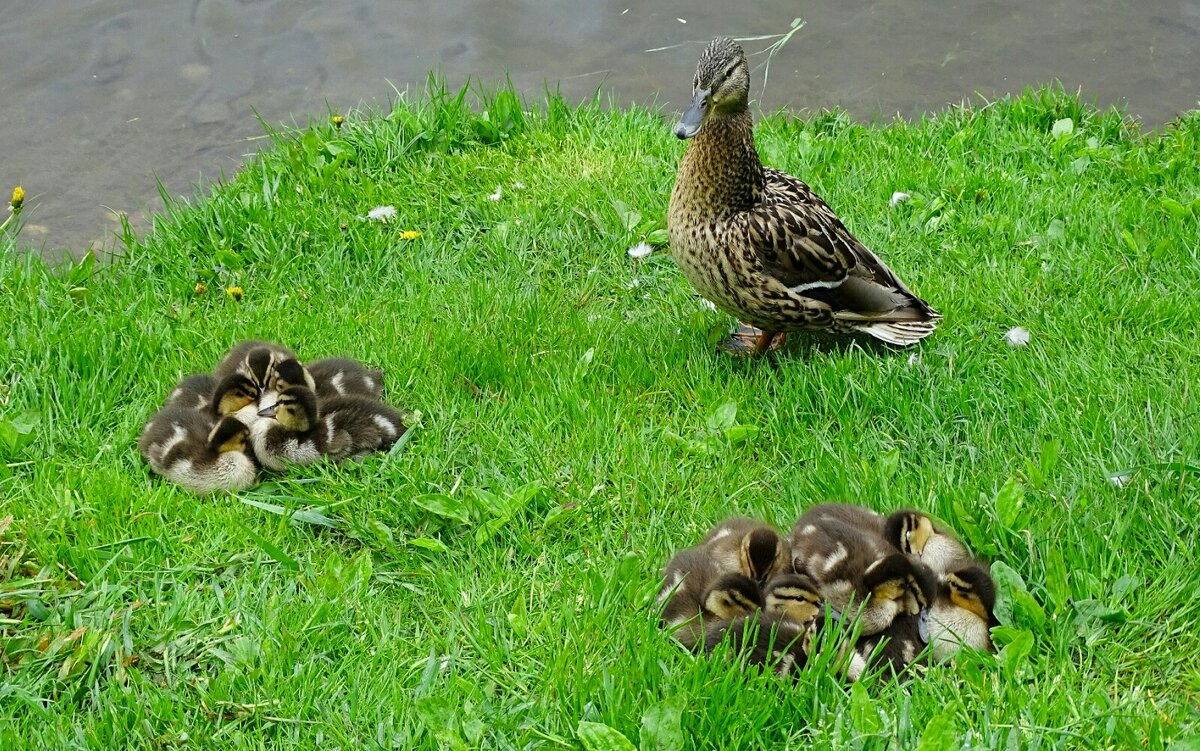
(667, 37, 941, 354)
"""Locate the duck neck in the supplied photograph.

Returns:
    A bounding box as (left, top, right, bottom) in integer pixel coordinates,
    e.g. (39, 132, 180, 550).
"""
(676, 109, 765, 215)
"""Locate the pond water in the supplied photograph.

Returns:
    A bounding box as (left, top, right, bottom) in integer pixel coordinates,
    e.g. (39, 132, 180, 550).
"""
(2, 0, 1198, 258)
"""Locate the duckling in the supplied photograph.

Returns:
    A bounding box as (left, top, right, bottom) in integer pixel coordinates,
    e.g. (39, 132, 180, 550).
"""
(762, 573, 823, 628)
(699, 517, 791, 584)
(790, 505, 918, 635)
(658, 546, 764, 650)
(306, 357, 385, 401)
(884, 509, 972, 574)
(252, 387, 407, 469)
(138, 407, 257, 494)
(163, 373, 217, 411)
(210, 372, 263, 418)
(214, 339, 296, 387)
(704, 612, 813, 678)
(854, 560, 937, 679)
(667, 37, 940, 354)
(927, 562, 998, 660)
(248, 386, 323, 471)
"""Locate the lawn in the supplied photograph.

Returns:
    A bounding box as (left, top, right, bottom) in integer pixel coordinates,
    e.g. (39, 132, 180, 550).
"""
(1, 81, 1198, 749)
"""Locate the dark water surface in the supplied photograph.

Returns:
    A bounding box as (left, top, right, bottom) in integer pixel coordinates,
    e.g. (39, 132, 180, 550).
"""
(2, 0, 1198, 258)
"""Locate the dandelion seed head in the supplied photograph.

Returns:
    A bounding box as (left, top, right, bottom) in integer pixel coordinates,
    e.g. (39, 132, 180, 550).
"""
(1004, 326, 1031, 347)
(487, 186, 503, 202)
(627, 241, 654, 259)
(889, 191, 911, 208)
(194, 282, 207, 296)
(366, 205, 397, 222)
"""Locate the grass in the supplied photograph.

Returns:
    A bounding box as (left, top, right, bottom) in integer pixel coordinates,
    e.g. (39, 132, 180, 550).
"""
(2, 79, 1199, 749)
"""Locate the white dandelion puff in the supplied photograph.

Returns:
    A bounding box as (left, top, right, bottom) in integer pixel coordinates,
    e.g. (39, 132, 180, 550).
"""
(365, 205, 397, 222)
(889, 191, 911, 208)
(487, 185, 503, 201)
(627, 242, 654, 259)
(1004, 326, 1031, 347)
(906, 352, 920, 368)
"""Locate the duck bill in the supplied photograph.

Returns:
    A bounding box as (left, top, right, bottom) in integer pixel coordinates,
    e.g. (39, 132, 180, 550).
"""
(673, 89, 710, 139)
(257, 403, 278, 418)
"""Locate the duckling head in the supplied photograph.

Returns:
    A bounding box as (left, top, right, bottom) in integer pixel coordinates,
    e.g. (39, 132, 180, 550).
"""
(928, 563, 998, 660)
(740, 527, 785, 582)
(212, 374, 261, 416)
(884, 510, 934, 556)
(763, 574, 822, 627)
(244, 347, 277, 386)
(855, 552, 914, 635)
(702, 573, 763, 620)
(269, 357, 314, 392)
(207, 415, 251, 454)
(258, 386, 318, 431)
(675, 37, 750, 139)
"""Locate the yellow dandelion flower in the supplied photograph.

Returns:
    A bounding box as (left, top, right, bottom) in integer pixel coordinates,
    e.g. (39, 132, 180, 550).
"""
(225, 286, 244, 301)
(331, 115, 345, 128)
(400, 230, 421, 240)
(194, 282, 207, 296)
(10, 186, 24, 211)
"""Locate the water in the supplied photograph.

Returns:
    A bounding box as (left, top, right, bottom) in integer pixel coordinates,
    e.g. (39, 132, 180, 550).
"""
(2, 0, 1197, 258)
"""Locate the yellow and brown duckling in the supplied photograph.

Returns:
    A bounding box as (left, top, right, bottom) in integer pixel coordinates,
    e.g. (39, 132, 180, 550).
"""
(211, 340, 315, 417)
(853, 559, 937, 679)
(163, 373, 217, 411)
(927, 562, 998, 660)
(251, 386, 407, 471)
(306, 357, 385, 401)
(138, 406, 256, 494)
(704, 612, 814, 678)
(698, 517, 791, 585)
(667, 37, 941, 354)
(657, 545, 765, 650)
(761, 573, 824, 628)
(884, 508, 972, 574)
(790, 504, 920, 635)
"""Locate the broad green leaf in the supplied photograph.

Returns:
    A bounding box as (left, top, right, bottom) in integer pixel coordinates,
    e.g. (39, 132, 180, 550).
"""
(470, 487, 506, 517)
(850, 680, 883, 735)
(916, 708, 959, 751)
(1044, 547, 1070, 614)
(408, 537, 449, 553)
(706, 400, 738, 431)
(1051, 117, 1074, 138)
(996, 627, 1034, 678)
(640, 696, 686, 751)
(413, 493, 471, 524)
(1160, 197, 1189, 218)
(722, 424, 759, 445)
(993, 476, 1026, 528)
(577, 721, 637, 751)
(991, 560, 1044, 628)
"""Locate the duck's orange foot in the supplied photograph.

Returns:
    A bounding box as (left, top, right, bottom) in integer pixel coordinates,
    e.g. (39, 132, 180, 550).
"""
(717, 323, 786, 356)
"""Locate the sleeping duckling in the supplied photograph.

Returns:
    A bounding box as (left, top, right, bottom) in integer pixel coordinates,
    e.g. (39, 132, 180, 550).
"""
(252, 387, 407, 470)
(704, 612, 813, 678)
(884, 509, 972, 574)
(790, 505, 918, 635)
(164, 373, 217, 411)
(700, 517, 791, 584)
(306, 357, 385, 401)
(927, 562, 998, 660)
(211, 372, 263, 418)
(215, 339, 296, 386)
(138, 407, 257, 494)
(854, 560, 937, 679)
(658, 546, 764, 650)
(762, 573, 824, 628)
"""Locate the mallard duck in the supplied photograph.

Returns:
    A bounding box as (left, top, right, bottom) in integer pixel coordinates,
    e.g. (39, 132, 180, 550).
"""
(253, 386, 407, 470)
(699, 517, 790, 584)
(138, 407, 257, 493)
(306, 358, 385, 401)
(164, 373, 217, 411)
(667, 37, 941, 354)
(884, 509, 972, 574)
(657, 546, 765, 650)
(927, 562, 998, 660)
(790, 504, 919, 635)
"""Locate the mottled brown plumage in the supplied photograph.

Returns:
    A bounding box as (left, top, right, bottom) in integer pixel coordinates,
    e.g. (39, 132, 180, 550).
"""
(667, 37, 941, 353)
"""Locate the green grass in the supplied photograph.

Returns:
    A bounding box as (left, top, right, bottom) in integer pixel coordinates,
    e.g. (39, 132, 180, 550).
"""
(2, 80, 1199, 749)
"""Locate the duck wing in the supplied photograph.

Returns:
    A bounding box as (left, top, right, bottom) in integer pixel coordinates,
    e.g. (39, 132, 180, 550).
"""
(742, 169, 940, 323)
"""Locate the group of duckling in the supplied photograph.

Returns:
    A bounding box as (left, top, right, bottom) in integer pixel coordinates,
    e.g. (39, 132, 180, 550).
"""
(138, 340, 406, 494)
(657, 504, 997, 682)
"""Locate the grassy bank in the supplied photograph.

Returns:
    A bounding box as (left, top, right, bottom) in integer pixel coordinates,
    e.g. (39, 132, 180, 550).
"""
(2, 82, 1198, 749)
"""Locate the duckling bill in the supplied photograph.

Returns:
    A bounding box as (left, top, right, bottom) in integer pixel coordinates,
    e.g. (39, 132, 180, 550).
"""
(667, 37, 941, 355)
